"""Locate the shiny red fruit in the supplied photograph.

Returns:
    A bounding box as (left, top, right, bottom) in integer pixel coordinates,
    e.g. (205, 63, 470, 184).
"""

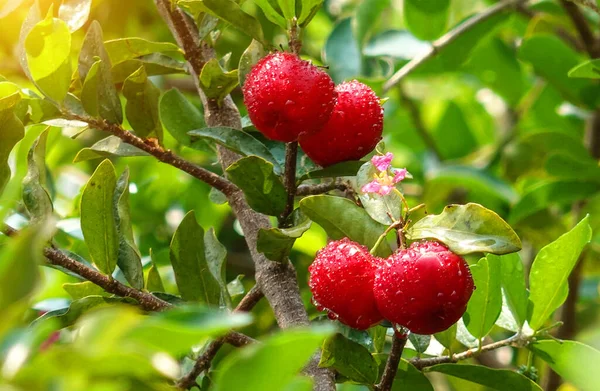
(308, 238, 384, 330)
(242, 52, 337, 142)
(374, 241, 474, 335)
(299, 80, 383, 167)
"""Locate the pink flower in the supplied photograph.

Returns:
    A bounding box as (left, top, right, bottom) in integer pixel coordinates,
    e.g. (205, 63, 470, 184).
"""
(361, 180, 394, 196)
(393, 168, 408, 182)
(371, 152, 393, 172)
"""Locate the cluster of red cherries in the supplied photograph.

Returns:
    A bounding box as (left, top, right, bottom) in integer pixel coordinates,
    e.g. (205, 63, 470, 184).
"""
(243, 52, 475, 334)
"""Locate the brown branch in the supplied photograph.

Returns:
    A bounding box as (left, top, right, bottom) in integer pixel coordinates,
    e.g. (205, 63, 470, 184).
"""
(375, 333, 408, 391)
(281, 141, 299, 225)
(397, 85, 443, 160)
(296, 181, 350, 196)
(560, 0, 600, 58)
(412, 333, 526, 369)
(177, 285, 264, 389)
(224, 331, 257, 347)
(62, 113, 238, 196)
(383, 0, 526, 93)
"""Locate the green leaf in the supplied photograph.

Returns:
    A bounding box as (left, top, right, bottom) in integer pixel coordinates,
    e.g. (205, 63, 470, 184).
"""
(356, 160, 402, 225)
(73, 135, 149, 163)
(103, 38, 181, 66)
(63, 281, 108, 299)
(406, 203, 522, 255)
(36, 296, 136, 328)
(226, 156, 287, 216)
(213, 327, 333, 391)
(111, 54, 186, 84)
(257, 209, 312, 261)
(79, 21, 123, 124)
(408, 333, 430, 354)
(0, 110, 24, 197)
(530, 340, 600, 391)
(114, 168, 143, 289)
(298, 161, 363, 182)
(199, 58, 239, 104)
(202, 0, 265, 44)
(432, 102, 477, 160)
(80, 159, 119, 275)
(278, 0, 295, 20)
(58, 0, 92, 32)
(17, 2, 42, 80)
(204, 228, 232, 308)
(255, 0, 287, 29)
(463, 255, 502, 339)
(404, 0, 449, 41)
(353, 0, 390, 47)
(146, 251, 165, 293)
(122, 66, 162, 142)
(319, 333, 378, 384)
(545, 153, 600, 182)
(159, 89, 207, 149)
(393, 359, 434, 391)
(188, 127, 282, 173)
(434, 323, 457, 352)
(324, 18, 362, 83)
(170, 211, 221, 304)
(227, 275, 246, 299)
(298, 0, 324, 27)
(528, 216, 592, 331)
(364, 30, 430, 60)
(427, 364, 542, 391)
(299, 195, 392, 257)
(239, 40, 266, 87)
(24, 13, 72, 102)
(568, 59, 600, 79)
(22, 129, 53, 224)
(0, 82, 23, 111)
(495, 253, 527, 328)
(509, 180, 600, 224)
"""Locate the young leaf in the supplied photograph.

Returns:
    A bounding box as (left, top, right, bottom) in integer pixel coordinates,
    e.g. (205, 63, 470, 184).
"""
(404, 0, 449, 41)
(568, 59, 600, 79)
(406, 203, 522, 255)
(226, 156, 287, 216)
(123, 66, 162, 142)
(427, 364, 542, 391)
(319, 333, 379, 385)
(199, 58, 239, 104)
(188, 127, 281, 173)
(80, 159, 119, 275)
(495, 253, 527, 328)
(213, 327, 333, 391)
(170, 211, 221, 304)
(298, 0, 324, 27)
(277, 0, 295, 20)
(159, 89, 207, 149)
(227, 275, 245, 299)
(24, 13, 72, 102)
(299, 195, 392, 257)
(408, 333, 430, 355)
(239, 40, 266, 87)
(114, 168, 144, 289)
(202, 0, 265, 44)
(204, 228, 232, 308)
(58, 0, 92, 32)
(22, 130, 53, 224)
(257, 209, 312, 261)
(146, 263, 165, 293)
(528, 216, 592, 331)
(103, 38, 181, 66)
(355, 160, 402, 225)
(73, 135, 149, 163)
(112, 54, 186, 84)
(0, 82, 22, 111)
(255, 0, 287, 29)
(0, 110, 24, 196)
(463, 255, 502, 339)
(63, 281, 108, 299)
(530, 340, 600, 391)
(79, 21, 123, 124)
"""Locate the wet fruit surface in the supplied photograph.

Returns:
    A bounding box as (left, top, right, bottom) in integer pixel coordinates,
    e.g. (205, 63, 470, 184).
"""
(308, 238, 383, 330)
(243, 52, 337, 142)
(374, 241, 475, 334)
(300, 80, 384, 167)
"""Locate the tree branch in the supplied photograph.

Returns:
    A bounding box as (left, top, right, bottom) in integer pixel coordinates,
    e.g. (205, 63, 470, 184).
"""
(376, 333, 408, 391)
(281, 141, 299, 225)
(296, 180, 350, 196)
(382, 0, 526, 93)
(62, 113, 238, 197)
(560, 0, 600, 58)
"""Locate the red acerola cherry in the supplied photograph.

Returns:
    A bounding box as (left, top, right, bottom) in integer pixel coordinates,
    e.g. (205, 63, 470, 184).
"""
(308, 238, 384, 330)
(242, 52, 337, 142)
(373, 241, 475, 335)
(299, 80, 384, 167)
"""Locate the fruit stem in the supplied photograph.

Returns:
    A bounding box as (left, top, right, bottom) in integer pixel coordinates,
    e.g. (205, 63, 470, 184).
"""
(370, 221, 403, 255)
(375, 331, 408, 391)
(280, 141, 299, 227)
(288, 17, 302, 55)
(393, 188, 410, 220)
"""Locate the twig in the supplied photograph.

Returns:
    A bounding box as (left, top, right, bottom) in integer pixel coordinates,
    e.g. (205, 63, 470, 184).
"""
(281, 141, 299, 225)
(397, 85, 443, 160)
(375, 332, 408, 391)
(560, 0, 600, 58)
(296, 181, 349, 196)
(515, 6, 584, 52)
(382, 0, 525, 93)
(224, 331, 257, 347)
(412, 333, 526, 369)
(567, 0, 600, 16)
(62, 113, 238, 196)
(177, 285, 264, 389)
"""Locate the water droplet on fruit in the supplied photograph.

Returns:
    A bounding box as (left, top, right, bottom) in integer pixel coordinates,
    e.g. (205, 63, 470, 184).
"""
(327, 312, 339, 320)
